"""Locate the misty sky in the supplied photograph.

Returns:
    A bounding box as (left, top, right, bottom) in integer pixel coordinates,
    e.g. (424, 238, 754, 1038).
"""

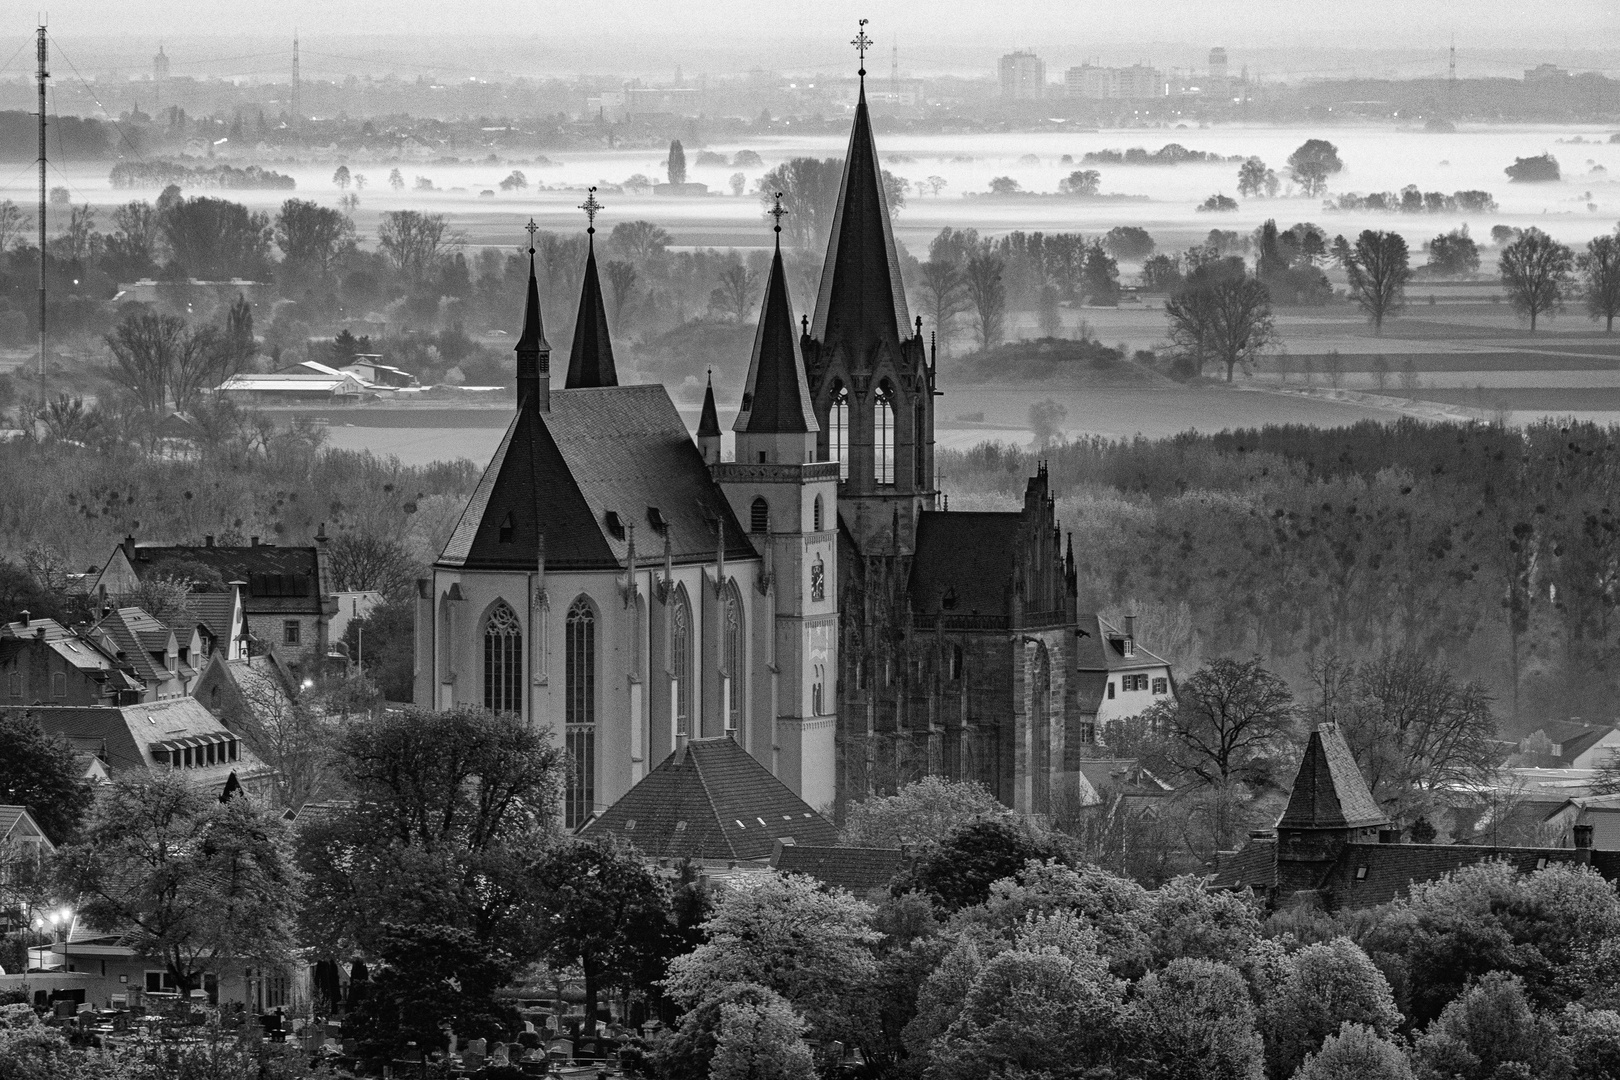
(16, 0, 1620, 80)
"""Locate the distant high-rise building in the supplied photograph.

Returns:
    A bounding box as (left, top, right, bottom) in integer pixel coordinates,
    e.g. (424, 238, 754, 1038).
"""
(1523, 62, 1569, 83)
(1208, 47, 1229, 80)
(153, 44, 169, 83)
(1065, 63, 1164, 100)
(999, 50, 1046, 100)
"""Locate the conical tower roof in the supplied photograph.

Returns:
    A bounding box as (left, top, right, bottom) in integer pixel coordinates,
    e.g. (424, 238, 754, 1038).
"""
(516, 250, 549, 355)
(566, 238, 618, 389)
(734, 243, 817, 435)
(515, 245, 551, 410)
(1278, 724, 1388, 831)
(697, 372, 721, 438)
(809, 83, 911, 345)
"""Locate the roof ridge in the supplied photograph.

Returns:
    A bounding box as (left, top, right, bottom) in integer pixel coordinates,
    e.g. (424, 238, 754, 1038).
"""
(687, 741, 738, 860)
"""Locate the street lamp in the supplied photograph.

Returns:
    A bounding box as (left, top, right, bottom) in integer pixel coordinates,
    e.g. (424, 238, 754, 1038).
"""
(30, 905, 72, 970)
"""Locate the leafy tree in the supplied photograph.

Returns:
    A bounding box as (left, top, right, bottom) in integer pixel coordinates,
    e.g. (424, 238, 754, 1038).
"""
(1345, 230, 1412, 333)
(0, 199, 28, 253)
(1287, 139, 1344, 197)
(1579, 233, 1620, 332)
(609, 219, 672, 262)
(102, 200, 160, 280)
(387, 168, 405, 191)
(964, 245, 1007, 348)
(667, 139, 688, 185)
(1498, 227, 1574, 331)
(988, 176, 1021, 195)
(1411, 972, 1558, 1080)
(1504, 154, 1560, 183)
(56, 772, 300, 997)
(274, 198, 355, 280)
(664, 870, 879, 1040)
(1030, 399, 1069, 449)
(931, 914, 1126, 1080)
(1162, 259, 1277, 380)
(1261, 938, 1402, 1080)
(1103, 225, 1155, 261)
(709, 985, 817, 1080)
(841, 775, 1017, 850)
(342, 598, 415, 703)
(1427, 227, 1481, 277)
(1238, 157, 1279, 198)
(1059, 169, 1101, 196)
(498, 170, 528, 191)
(0, 711, 94, 842)
(160, 196, 272, 280)
(1561, 1004, 1620, 1080)
(528, 840, 674, 1035)
(1082, 241, 1121, 305)
(1129, 958, 1263, 1080)
(1141, 253, 1183, 292)
(1141, 656, 1295, 785)
(1296, 1023, 1415, 1080)
(603, 259, 638, 322)
(956, 859, 1152, 977)
(1200, 193, 1240, 212)
(295, 705, 564, 958)
(332, 165, 350, 190)
(892, 820, 1065, 912)
(346, 923, 519, 1066)
(1142, 875, 1262, 967)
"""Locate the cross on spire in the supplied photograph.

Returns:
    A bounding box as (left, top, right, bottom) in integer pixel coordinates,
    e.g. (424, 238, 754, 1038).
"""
(524, 217, 538, 254)
(769, 191, 786, 245)
(852, 19, 871, 79)
(579, 187, 603, 234)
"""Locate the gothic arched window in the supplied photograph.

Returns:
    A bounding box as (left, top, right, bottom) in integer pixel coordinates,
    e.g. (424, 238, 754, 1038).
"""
(671, 590, 691, 736)
(565, 599, 596, 828)
(483, 601, 522, 715)
(723, 590, 742, 733)
(750, 497, 769, 534)
(830, 385, 849, 480)
(874, 384, 895, 485)
(813, 494, 824, 532)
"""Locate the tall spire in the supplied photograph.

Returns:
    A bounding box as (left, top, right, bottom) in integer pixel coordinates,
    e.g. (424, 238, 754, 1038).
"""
(809, 21, 912, 346)
(566, 187, 619, 389)
(516, 218, 551, 412)
(698, 370, 721, 439)
(735, 194, 817, 439)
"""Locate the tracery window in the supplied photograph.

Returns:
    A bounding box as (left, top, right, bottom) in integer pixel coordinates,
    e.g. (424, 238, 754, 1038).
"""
(671, 592, 691, 736)
(565, 599, 596, 828)
(482, 601, 522, 715)
(874, 385, 895, 485)
(830, 385, 849, 480)
(723, 591, 742, 732)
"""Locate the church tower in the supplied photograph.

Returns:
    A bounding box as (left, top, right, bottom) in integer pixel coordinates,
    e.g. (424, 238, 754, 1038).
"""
(715, 206, 839, 810)
(800, 28, 935, 556)
(566, 188, 619, 390)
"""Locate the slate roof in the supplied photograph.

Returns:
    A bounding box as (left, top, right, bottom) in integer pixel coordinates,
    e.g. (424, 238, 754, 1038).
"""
(565, 240, 618, 389)
(909, 512, 1022, 617)
(1558, 727, 1615, 763)
(1, 619, 129, 682)
(1074, 671, 1111, 714)
(734, 244, 817, 436)
(1073, 615, 1173, 673)
(1208, 838, 1278, 891)
(24, 699, 269, 786)
(697, 374, 721, 439)
(1531, 719, 1603, 748)
(810, 84, 912, 348)
(1074, 758, 1173, 799)
(772, 845, 906, 893)
(93, 607, 173, 684)
(579, 736, 838, 861)
(1324, 843, 1594, 910)
(111, 543, 322, 615)
(1279, 725, 1388, 831)
(438, 385, 756, 573)
(189, 593, 237, 649)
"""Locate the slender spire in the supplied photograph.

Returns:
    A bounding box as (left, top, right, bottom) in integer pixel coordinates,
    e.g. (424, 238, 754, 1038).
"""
(566, 187, 618, 389)
(516, 218, 551, 411)
(735, 194, 816, 436)
(809, 23, 912, 345)
(697, 370, 720, 438)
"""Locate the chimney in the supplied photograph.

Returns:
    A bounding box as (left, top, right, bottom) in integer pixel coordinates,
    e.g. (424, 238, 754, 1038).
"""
(250, 536, 260, 547)
(205, 535, 214, 548)
(122, 534, 136, 561)
(1378, 828, 1400, 844)
(35, 625, 45, 640)
(316, 522, 328, 544)
(18, 610, 28, 627)
(1123, 613, 1137, 656)
(1574, 822, 1595, 864)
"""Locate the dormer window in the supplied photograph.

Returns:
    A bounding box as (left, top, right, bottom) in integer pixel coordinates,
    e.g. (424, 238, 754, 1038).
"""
(605, 511, 625, 539)
(647, 506, 668, 534)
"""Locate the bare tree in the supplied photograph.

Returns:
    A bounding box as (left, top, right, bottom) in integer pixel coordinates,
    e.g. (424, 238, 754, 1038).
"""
(326, 533, 417, 601)
(1498, 227, 1574, 332)
(709, 261, 759, 321)
(1140, 655, 1296, 786)
(603, 260, 638, 322)
(1344, 230, 1412, 333)
(1163, 262, 1278, 380)
(378, 210, 452, 282)
(0, 200, 29, 253)
(275, 199, 355, 280)
(608, 220, 672, 263)
(757, 157, 843, 252)
(229, 663, 338, 810)
(1580, 233, 1620, 333)
(105, 312, 185, 413)
(963, 245, 1006, 349)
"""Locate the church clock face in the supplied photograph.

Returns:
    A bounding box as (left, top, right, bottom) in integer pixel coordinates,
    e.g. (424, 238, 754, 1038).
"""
(811, 555, 825, 602)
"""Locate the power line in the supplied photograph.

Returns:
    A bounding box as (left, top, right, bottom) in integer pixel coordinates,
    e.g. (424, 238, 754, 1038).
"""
(47, 33, 144, 160)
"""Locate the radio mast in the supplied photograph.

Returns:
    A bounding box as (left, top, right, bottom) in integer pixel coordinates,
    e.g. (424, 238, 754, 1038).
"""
(36, 23, 47, 426)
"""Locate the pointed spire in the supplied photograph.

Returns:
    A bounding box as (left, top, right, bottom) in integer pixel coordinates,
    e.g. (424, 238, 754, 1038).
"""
(1278, 725, 1388, 831)
(566, 188, 618, 389)
(516, 218, 551, 412)
(809, 28, 912, 346)
(734, 197, 817, 436)
(697, 370, 721, 438)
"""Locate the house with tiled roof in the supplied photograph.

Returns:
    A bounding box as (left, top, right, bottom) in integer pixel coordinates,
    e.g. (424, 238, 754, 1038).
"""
(579, 736, 837, 862)
(91, 533, 333, 675)
(85, 606, 205, 701)
(770, 843, 907, 896)
(0, 615, 144, 707)
(1516, 721, 1620, 770)
(1209, 723, 1620, 911)
(22, 699, 273, 799)
(1074, 614, 1176, 738)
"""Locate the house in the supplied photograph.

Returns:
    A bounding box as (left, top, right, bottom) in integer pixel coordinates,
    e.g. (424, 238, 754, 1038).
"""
(25, 699, 274, 799)
(1209, 723, 1620, 911)
(1074, 614, 1176, 740)
(329, 590, 383, 645)
(342, 356, 418, 388)
(1541, 794, 1620, 850)
(50, 919, 297, 1012)
(217, 368, 368, 403)
(0, 615, 144, 707)
(1517, 720, 1620, 769)
(0, 805, 54, 855)
(579, 736, 839, 863)
(92, 533, 334, 675)
(87, 607, 203, 701)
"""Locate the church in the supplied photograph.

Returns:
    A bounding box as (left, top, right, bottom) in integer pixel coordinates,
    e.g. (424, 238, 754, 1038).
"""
(416, 41, 1167, 824)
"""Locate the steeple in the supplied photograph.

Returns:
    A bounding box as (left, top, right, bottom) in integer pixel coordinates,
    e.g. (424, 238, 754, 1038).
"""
(697, 370, 721, 465)
(735, 195, 818, 465)
(566, 187, 619, 389)
(516, 218, 551, 412)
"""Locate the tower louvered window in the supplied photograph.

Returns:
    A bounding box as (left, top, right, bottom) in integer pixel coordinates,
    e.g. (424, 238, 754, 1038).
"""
(483, 602, 522, 715)
(830, 386, 849, 480)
